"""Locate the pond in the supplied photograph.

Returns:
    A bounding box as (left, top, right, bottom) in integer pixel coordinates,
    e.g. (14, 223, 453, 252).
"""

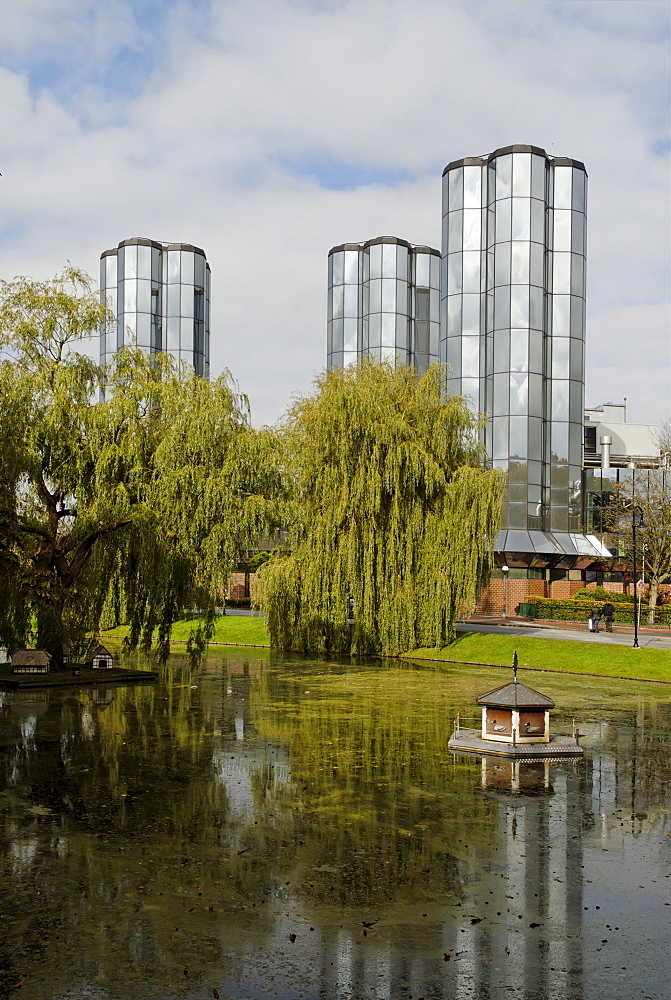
(1, 649, 670, 1000)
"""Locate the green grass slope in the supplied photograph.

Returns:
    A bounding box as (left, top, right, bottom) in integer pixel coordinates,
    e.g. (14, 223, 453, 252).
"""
(405, 631, 671, 683)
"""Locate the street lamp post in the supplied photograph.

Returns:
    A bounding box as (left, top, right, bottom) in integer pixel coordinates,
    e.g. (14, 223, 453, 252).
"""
(631, 505, 645, 650)
(501, 564, 509, 619)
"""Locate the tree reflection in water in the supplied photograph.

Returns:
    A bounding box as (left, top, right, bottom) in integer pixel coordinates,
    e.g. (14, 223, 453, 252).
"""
(0, 650, 669, 999)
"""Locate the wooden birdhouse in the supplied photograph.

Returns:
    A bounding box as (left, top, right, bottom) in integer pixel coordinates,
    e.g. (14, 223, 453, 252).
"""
(11, 649, 52, 674)
(476, 677, 554, 745)
(89, 645, 114, 670)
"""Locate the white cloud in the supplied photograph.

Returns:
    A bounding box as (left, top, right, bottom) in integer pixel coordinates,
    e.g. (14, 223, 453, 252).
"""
(0, 0, 668, 426)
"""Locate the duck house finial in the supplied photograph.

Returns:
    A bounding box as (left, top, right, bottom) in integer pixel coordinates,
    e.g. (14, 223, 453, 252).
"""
(513, 650, 518, 682)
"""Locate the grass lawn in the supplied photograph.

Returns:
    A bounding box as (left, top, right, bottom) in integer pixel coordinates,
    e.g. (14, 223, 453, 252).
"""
(100, 614, 270, 647)
(405, 631, 671, 683)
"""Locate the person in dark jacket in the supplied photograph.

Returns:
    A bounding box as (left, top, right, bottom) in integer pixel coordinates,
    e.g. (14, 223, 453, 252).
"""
(601, 601, 615, 632)
(589, 605, 601, 633)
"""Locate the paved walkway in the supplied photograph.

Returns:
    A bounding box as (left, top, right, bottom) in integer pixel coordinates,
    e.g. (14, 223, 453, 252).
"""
(457, 620, 671, 651)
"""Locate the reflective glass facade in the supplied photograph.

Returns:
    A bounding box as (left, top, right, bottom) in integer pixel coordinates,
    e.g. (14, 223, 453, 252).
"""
(441, 145, 587, 539)
(327, 237, 440, 372)
(100, 238, 211, 377)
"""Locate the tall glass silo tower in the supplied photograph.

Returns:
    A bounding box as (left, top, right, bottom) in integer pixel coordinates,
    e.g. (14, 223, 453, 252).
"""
(100, 237, 211, 377)
(441, 145, 595, 557)
(327, 236, 440, 372)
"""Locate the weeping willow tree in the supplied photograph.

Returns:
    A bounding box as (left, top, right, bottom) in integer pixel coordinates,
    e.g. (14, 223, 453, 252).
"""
(261, 361, 504, 656)
(0, 266, 283, 665)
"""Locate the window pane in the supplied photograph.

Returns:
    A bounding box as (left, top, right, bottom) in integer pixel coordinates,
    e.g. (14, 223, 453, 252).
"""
(553, 252, 571, 294)
(511, 198, 530, 240)
(552, 336, 569, 378)
(448, 253, 463, 294)
(510, 416, 527, 457)
(332, 284, 344, 318)
(531, 154, 545, 200)
(530, 198, 545, 244)
(124, 245, 137, 278)
(553, 210, 571, 252)
(167, 251, 180, 282)
(554, 167, 572, 209)
(368, 243, 382, 278)
(510, 285, 529, 327)
(382, 243, 397, 278)
(511, 241, 529, 283)
(343, 283, 358, 317)
(495, 242, 510, 286)
(494, 286, 510, 330)
(570, 254, 584, 296)
(495, 154, 512, 199)
(510, 373, 528, 415)
(513, 153, 531, 196)
(448, 167, 463, 211)
(462, 294, 480, 335)
(136, 279, 151, 313)
(415, 251, 430, 286)
(462, 251, 480, 292)
(463, 209, 481, 250)
(510, 328, 528, 371)
(448, 211, 463, 255)
(552, 380, 569, 420)
(381, 312, 395, 346)
(463, 165, 481, 207)
(124, 280, 137, 313)
(462, 336, 480, 378)
(344, 250, 359, 284)
(572, 168, 586, 212)
(496, 199, 511, 242)
(381, 279, 396, 312)
(552, 294, 570, 335)
(447, 295, 462, 335)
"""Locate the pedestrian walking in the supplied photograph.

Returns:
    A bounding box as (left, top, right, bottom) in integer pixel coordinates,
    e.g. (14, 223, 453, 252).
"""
(589, 604, 601, 633)
(601, 601, 615, 632)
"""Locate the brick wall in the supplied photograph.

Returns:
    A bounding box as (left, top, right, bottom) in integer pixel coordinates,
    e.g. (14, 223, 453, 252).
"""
(476, 578, 546, 615)
(229, 571, 249, 600)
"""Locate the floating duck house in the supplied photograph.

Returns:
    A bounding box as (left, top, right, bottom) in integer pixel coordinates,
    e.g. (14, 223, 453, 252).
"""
(448, 658, 583, 758)
(477, 678, 554, 745)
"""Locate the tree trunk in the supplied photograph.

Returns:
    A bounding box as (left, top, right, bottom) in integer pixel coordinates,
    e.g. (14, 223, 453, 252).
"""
(36, 602, 66, 670)
(648, 581, 659, 625)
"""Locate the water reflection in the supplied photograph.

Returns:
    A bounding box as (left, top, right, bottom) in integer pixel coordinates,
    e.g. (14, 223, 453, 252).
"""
(0, 653, 669, 999)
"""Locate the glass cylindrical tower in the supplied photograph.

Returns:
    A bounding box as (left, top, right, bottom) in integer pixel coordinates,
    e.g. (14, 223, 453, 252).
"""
(100, 238, 211, 377)
(328, 237, 440, 372)
(441, 145, 586, 543)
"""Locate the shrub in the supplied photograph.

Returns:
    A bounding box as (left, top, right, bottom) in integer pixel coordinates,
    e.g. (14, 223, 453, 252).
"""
(572, 586, 632, 603)
(526, 595, 671, 628)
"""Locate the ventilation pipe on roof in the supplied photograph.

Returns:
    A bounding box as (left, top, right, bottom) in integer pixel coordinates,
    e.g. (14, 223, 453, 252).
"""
(600, 435, 612, 470)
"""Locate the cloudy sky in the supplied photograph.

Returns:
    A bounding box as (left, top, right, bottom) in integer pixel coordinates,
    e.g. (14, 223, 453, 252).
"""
(0, 0, 669, 427)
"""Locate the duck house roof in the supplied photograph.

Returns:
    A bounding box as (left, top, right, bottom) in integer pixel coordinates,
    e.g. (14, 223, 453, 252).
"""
(11, 649, 52, 666)
(476, 680, 555, 710)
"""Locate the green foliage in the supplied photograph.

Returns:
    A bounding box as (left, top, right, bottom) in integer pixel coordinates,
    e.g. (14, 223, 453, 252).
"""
(247, 550, 271, 573)
(0, 268, 283, 665)
(572, 586, 632, 603)
(526, 595, 671, 627)
(606, 470, 671, 621)
(261, 361, 504, 656)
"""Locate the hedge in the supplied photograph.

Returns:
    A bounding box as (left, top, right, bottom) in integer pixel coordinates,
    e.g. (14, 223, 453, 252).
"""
(522, 595, 671, 628)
